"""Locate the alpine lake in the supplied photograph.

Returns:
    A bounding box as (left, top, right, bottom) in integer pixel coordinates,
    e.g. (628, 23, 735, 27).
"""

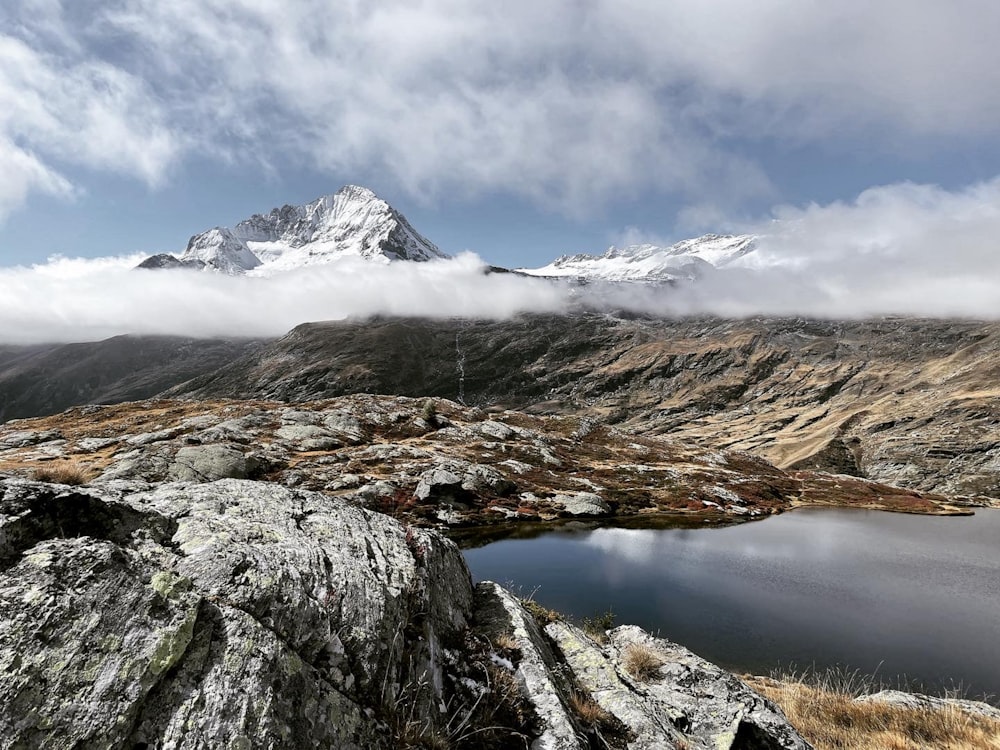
(459, 507, 1000, 700)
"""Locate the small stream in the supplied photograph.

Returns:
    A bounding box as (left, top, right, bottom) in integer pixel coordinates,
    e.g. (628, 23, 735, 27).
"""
(461, 508, 1000, 699)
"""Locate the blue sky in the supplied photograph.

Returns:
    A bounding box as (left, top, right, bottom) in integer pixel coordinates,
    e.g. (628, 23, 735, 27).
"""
(3, 1, 1000, 269)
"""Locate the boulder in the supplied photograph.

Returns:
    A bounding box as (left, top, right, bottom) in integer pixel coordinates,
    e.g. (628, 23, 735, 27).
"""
(474, 583, 582, 749)
(553, 492, 610, 517)
(855, 689, 1000, 722)
(414, 465, 466, 502)
(0, 479, 472, 749)
(274, 424, 342, 451)
(168, 445, 260, 482)
(0, 429, 62, 449)
(461, 464, 516, 496)
(546, 623, 812, 750)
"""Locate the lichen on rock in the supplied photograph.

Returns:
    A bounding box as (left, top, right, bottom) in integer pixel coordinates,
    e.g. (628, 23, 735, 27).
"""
(0, 477, 811, 749)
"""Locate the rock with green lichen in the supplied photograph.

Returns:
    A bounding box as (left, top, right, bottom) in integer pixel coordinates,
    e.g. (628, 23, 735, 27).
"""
(545, 622, 812, 750)
(0, 478, 472, 749)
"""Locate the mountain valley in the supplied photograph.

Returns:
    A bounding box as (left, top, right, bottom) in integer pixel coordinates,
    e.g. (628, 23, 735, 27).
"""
(154, 314, 1000, 500)
(3, 186, 1000, 749)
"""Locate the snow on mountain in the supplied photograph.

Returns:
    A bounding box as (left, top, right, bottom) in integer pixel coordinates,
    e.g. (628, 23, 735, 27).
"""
(142, 185, 447, 275)
(521, 234, 757, 282)
(184, 228, 263, 274)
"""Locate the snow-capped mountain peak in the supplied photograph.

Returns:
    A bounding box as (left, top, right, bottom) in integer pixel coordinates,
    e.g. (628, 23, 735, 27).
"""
(141, 185, 447, 275)
(521, 234, 757, 282)
(183, 228, 263, 274)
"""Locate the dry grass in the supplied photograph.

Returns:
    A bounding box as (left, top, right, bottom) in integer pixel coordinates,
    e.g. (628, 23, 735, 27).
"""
(621, 643, 664, 682)
(493, 632, 520, 653)
(521, 598, 560, 627)
(389, 661, 531, 750)
(568, 690, 613, 727)
(747, 670, 1000, 750)
(32, 463, 91, 486)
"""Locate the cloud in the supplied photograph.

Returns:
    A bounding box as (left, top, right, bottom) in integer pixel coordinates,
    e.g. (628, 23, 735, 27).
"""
(4, 1, 999, 220)
(3, 173, 1000, 347)
(596, 177, 1000, 318)
(0, 27, 179, 219)
(0, 253, 568, 344)
(0, 137, 75, 220)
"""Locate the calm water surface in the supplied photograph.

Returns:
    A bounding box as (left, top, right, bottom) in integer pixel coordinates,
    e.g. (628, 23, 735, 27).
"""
(462, 509, 1000, 698)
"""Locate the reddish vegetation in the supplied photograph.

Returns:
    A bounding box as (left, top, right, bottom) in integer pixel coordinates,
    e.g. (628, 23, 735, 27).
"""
(793, 472, 965, 515)
(0, 396, 977, 530)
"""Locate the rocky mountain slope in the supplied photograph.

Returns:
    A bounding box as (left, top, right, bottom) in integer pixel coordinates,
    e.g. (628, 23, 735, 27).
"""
(0, 395, 972, 531)
(522, 234, 757, 282)
(0, 335, 262, 423)
(137, 185, 446, 274)
(164, 314, 1000, 500)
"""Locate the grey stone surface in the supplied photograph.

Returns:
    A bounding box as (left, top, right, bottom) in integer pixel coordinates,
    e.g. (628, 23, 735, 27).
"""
(0, 479, 472, 749)
(475, 583, 583, 750)
(0, 430, 62, 449)
(856, 689, 1000, 722)
(545, 622, 688, 749)
(546, 623, 812, 750)
(553, 492, 610, 516)
(414, 465, 465, 501)
(168, 445, 260, 482)
(274, 424, 342, 451)
(462, 464, 516, 496)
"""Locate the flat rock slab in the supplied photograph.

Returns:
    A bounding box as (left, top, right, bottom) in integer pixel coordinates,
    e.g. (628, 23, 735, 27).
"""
(546, 623, 812, 750)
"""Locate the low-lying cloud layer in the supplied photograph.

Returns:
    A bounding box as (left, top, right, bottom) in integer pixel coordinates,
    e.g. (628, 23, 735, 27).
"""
(3, 178, 1000, 345)
(649, 177, 1000, 319)
(0, 253, 566, 344)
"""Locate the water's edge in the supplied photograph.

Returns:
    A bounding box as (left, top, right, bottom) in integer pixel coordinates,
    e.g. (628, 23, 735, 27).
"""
(462, 507, 1000, 700)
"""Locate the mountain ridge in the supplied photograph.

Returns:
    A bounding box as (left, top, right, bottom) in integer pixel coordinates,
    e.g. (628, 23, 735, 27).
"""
(521, 233, 758, 282)
(160, 313, 1000, 500)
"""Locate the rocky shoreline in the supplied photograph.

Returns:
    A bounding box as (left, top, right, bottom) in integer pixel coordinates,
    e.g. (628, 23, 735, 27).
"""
(1, 477, 811, 749)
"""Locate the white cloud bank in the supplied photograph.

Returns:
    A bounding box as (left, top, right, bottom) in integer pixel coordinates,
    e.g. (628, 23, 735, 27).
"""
(2, 178, 1000, 345)
(3, 1, 1000, 218)
(0, 253, 567, 344)
(629, 177, 1000, 319)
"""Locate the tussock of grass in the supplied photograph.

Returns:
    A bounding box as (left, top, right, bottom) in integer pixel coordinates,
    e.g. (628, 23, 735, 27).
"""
(581, 609, 616, 643)
(521, 598, 560, 627)
(747, 668, 1000, 750)
(622, 643, 664, 682)
(492, 632, 520, 654)
(32, 463, 90, 486)
(568, 690, 613, 727)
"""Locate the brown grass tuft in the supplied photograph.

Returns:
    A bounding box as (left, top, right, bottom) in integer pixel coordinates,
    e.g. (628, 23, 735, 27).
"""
(32, 463, 91, 486)
(747, 670, 1000, 750)
(568, 690, 613, 727)
(521, 598, 560, 627)
(622, 643, 664, 682)
(493, 633, 520, 653)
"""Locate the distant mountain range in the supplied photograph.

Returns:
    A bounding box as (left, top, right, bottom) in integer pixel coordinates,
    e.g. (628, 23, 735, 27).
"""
(520, 234, 758, 282)
(137, 184, 760, 281)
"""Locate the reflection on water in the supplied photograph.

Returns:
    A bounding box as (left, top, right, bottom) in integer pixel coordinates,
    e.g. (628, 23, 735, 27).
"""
(462, 508, 1000, 699)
